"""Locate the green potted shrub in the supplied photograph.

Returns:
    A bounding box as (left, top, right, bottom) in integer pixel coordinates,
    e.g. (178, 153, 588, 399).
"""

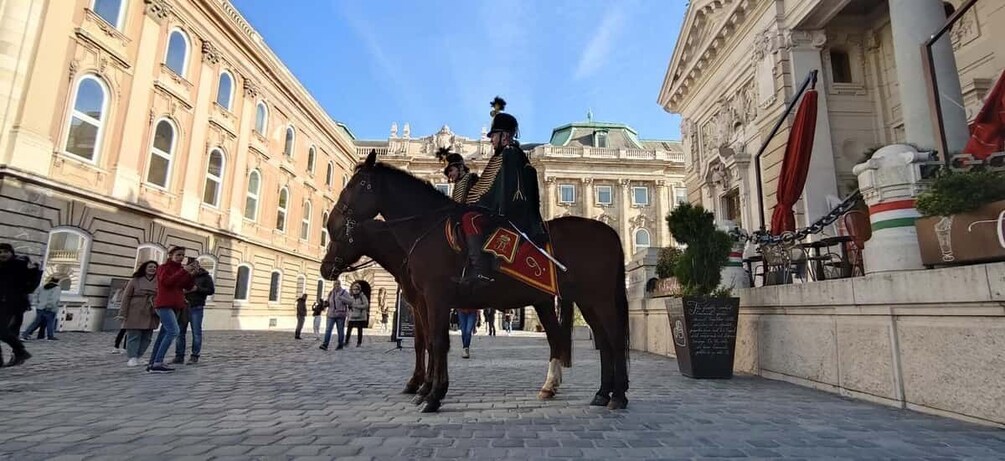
(915, 169, 1005, 266)
(663, 204, 740, 379)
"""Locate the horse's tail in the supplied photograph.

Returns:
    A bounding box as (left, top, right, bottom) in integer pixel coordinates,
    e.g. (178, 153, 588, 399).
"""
(558, 297, 574, 368)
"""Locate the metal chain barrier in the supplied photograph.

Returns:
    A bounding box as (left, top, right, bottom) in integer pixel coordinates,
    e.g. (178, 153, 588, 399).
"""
(730, 190, 864, 246)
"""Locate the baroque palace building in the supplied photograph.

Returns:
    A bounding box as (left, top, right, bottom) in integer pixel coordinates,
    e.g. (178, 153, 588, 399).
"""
(0, 0, 358, 329)
(353, 120, 686, 329)
(659, 0, 1005, 233)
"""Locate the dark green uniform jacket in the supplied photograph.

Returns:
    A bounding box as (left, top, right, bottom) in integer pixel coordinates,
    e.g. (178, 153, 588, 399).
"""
(465, 144, 546, 241)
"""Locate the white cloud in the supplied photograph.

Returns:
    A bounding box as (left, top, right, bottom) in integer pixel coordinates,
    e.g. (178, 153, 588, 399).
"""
(574, 6, 628, 80)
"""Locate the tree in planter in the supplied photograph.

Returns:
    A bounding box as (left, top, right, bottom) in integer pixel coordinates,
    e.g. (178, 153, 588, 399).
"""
(665, 204, 733, 297)
(656, 246, 683, 279)
(916, 169, 1005, 217)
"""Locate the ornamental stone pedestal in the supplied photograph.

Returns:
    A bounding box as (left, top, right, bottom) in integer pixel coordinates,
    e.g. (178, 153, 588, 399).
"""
(852, 144, 930, 274)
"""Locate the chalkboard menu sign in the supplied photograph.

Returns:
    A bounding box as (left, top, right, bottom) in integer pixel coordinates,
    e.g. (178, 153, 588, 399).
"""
(665, 296, 740, 379)
(391, 288, 415, 340)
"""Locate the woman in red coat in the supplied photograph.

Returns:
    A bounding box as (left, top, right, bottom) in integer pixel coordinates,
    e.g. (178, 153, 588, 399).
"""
(146, 246, 195, 373)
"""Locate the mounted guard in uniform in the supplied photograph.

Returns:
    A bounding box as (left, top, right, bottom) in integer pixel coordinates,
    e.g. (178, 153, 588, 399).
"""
(436, 148, 478, 204)
(458, 97, 547, 286)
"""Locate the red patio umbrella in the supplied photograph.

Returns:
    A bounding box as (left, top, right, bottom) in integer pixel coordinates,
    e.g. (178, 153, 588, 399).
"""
(963, 70, 1005, 160)
(770, 88, 818, 235)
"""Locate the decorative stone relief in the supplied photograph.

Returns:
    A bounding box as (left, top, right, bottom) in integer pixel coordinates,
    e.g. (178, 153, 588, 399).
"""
(629, 213, 651, 231)
(68, 61, 79, 82)
(950, 6, 980, 50)
(143, 0, 172, 23)
(243, 78, 259, 98)
(201, 39, 221, 65)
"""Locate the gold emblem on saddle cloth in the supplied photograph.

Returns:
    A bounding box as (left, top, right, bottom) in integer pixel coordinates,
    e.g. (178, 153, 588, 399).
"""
(482, 227, 521, 264)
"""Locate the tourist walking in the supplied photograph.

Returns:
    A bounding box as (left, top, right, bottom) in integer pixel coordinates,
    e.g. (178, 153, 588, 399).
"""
(457, 307, 479, 358)
(483, 308, 496, 336)
(0, 243, 42, 367)
(174, 258, 213, 365)
(504, 311, 513, 335)
(311, 298, 326, 340)
(320, 280, 351, 351)
(344, 282, 369, 347)
(22, 277, 61, 340)
(294, 293, 308, 339)
(111, 328, 127, 354)
(120, 261, 159, 367)
(147, 246, 195, 373)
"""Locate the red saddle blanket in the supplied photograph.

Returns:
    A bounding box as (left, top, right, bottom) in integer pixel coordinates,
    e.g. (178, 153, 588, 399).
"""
(445, 222, 558, 296)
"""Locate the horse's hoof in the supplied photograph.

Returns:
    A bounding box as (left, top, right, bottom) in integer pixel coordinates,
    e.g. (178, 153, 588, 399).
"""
(538, 389, 556, 400)
(402, 384, 419, 395)
(419, 400, 441, 413)
(410, 394, 426, 405)
(607, 396, 628, 410)
(589, 394, 611, 407)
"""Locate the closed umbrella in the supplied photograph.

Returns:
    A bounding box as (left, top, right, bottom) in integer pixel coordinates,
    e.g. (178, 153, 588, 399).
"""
(963, 70, 1005, 160)
(770, 88, 819, 234)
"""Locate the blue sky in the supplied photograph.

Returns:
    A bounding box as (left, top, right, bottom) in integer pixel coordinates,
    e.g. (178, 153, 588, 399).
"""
(233, 1, 685, 143)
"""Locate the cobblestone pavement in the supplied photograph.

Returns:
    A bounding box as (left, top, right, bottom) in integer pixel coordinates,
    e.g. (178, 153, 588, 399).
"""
(1, 330, 1003, 460)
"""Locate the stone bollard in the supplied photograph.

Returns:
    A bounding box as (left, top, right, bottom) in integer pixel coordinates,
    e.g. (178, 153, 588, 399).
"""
(852, 144, 931, 273)
(626, 247, 660, 302)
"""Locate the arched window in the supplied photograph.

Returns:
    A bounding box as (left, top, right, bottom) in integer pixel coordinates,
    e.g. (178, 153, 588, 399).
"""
(216, 71, 234, 110)
(307, 146, 317, 174)
(42, 227, 92, 296)
(146, 119, 177, 188)
(93, 0, 126, 29)
(296, 275, 307, 297)
(64, 75, 108, 162)
(255, 102, 268, 135)
(300, 200, 312, 240)
(164, 29, 190, 76)
(276, 187, 289, 231)
(268, 270, 282, 302)
(245, 170, 261, 221)
(634, 228, 652, 254)
(325, 162, 334, 186)
(320, 211, 330, 247)
(203, 149, 225, 207)
(283, 126, 295, 158)
(234, 264, 252, 301)
(135, 243, 165, 267)
(315, 279, 325, 303)
(342, 174, 349, 189)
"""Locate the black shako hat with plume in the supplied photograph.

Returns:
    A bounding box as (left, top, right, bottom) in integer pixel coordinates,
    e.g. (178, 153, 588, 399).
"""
(487, 96, 518, 138)
(436, 147, 466, 175)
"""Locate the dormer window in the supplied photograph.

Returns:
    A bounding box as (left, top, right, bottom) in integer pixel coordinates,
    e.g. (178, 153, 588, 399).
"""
(594, 130, 609, 148)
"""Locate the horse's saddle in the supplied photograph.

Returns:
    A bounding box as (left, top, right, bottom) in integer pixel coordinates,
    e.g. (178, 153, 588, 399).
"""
(445, 220, 558, 296)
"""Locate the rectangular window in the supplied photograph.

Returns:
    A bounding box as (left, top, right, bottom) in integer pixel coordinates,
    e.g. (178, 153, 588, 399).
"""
(269, 272, 281, 302)
(235, 266, 251, 301)
(559, 184, 576, 204)
(723, 188, 742, 222)
(830, 50, 853, 84)
(632, 186, 650, 206)
(596, 185, 613, 205)
(434, 184, 451, 196)
(674, 187, 688, 206)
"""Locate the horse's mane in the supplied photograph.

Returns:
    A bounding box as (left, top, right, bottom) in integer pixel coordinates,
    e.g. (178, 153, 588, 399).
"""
(367, 161, 458, 211)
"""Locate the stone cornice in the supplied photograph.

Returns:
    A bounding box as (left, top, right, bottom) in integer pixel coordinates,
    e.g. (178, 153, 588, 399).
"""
(659, 0, 760, 112)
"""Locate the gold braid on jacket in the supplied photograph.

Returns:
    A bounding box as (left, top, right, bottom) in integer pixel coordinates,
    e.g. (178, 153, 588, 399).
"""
(451, 173, 476, 203)
(465, 154, 502, 204)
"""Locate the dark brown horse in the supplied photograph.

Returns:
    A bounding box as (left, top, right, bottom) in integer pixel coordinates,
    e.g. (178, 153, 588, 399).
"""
(320, 217, 571, 401)
(325, 152, 629, 412)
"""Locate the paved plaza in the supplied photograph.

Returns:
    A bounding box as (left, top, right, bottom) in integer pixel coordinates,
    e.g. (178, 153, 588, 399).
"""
(0, 330, 1002, 460)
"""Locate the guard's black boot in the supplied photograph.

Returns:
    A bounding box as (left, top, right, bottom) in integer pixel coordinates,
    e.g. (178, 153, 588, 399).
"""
(456, 234, 494, 286)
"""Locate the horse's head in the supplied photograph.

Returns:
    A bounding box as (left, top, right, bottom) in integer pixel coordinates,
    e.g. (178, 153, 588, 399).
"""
(322, 151, 381, 280)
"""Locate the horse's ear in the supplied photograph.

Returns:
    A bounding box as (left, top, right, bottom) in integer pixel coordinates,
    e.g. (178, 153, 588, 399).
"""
(364, 150, 377, 168)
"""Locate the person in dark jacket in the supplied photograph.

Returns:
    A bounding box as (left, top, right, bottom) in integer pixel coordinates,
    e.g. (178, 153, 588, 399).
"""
(294, 293, 308, 339)
(174, 258, 213, 365)
(483, 308, 497, 336)
(0, 243, 43, 367)
(147, 246, 195, 373)
(311, 298, 327, 340)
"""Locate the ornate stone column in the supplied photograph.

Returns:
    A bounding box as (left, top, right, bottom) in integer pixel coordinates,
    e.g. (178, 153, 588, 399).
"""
(655, 180, 669, 247)
(179, 38, 220, 221)
(785, 29, 840, 232)
(543, 177, 556, 219)
(620, 179, 632, 254)
(581, 177, 594, 219)
(852, 144, 929, 273)
(889, 0, 969, 152)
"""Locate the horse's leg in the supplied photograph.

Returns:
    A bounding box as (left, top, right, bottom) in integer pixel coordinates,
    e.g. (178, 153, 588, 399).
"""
(533, 301, 562, 400)
(420, 305, 450, 413)
(403, 306, 426, 394)
(577, 299, 614, 406)
(607, 347, 629, 410)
